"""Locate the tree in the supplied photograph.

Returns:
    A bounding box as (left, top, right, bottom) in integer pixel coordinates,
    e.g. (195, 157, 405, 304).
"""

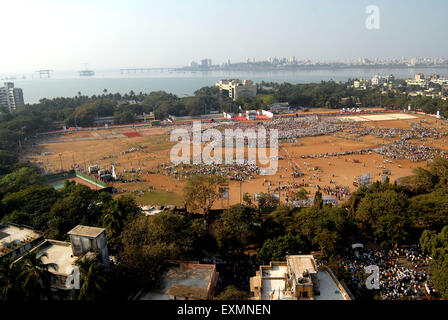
(400, 167, 437, 194)
(47, 184, 101, 239)
(114, 110, 136, 125)
(420, 227, 448, 299)
(290, 188, 308, 201)
(215, 286, 249, 300)
(118, 213, 208, 289)
(295, 206, 352, 256)
(261, 205, 297, 239)
(408, 187, 448, 231)
(257, 234, 306, 263)
(19, 251, 57, 299)
(0, 167, 45, 195)
(215, 204, 260, 253)
(0, 258, 24, 300)
(354, 190, 409, 244)
(1, 185, 57, 229)
(313, 190, 323, 210)
(76, 257, 108, 300)
(242, 192, 253, 206)
(183, 175, 226, 218)
(257, 193, 279, 210)
(102, 195, 141, 249)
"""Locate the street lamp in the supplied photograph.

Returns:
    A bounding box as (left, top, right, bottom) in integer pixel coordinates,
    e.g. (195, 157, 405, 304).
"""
(58, 153, 63, 172)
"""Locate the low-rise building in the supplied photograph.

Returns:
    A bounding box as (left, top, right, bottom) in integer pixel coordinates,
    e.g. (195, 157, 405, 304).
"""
(250, 255, 352, 300)
(269, 102, 291, 114)
(371, 75, 386, 86)
(0, 224, 44, 261)
(137, 261, 218, 300)
(67, 225, 109, 265)
(406, 79, 427, 87)
(6, 224, 109, 299)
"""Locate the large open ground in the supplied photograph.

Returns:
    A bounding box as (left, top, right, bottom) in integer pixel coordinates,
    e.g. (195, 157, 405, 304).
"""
(24, 110, 448, 208)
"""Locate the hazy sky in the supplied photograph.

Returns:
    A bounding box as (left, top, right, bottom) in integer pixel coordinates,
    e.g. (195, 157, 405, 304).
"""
(1, 0, 447, 72)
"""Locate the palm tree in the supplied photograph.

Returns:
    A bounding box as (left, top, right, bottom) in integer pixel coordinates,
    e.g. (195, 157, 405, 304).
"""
(0, 258, 25, 300)
(76, 257, 108, 300)
(103, 201, 125, 237)
(20, 251, 57, 300)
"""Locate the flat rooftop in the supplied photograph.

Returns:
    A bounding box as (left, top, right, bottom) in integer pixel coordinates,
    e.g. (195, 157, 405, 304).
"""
(37, 240, 77, 276)
(314, 271, 346, 300)
(139, 263, 215, 300)
(261, 264, 288, 278)
(67, 225, 104, 238)
(0, 224, 41, 255)
(287, 255, 318, 277)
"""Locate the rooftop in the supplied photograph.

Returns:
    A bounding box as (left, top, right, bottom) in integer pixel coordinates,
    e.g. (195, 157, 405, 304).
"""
(0, 224, 42, 256)
(287, 255, 318, 277)
(314, 271, 346, 300)
(67, 225, 105, 238)
(36, 240, 78, 276)
(251, 255, 351, 300)
(139, 262, 217, 300)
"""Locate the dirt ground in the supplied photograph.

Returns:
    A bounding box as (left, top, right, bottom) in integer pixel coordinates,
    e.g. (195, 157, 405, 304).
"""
(25, 113, 448, 208)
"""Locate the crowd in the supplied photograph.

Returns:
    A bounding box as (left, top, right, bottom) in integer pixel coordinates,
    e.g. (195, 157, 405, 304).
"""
(298, 139, 447, 163)
(342, 245, 431, 300)
(347, 123, 448, 140)
(300, 148, 375, 159)
(217, 116, 360, 140)
(158, 162, 260, 181)
(120, 145, 148, 155)
(317, 184, 351, 199)
(376, 139, 446, 162)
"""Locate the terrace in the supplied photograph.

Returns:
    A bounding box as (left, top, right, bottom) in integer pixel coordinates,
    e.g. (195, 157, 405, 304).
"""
(0, 224, 44, 260)
(138, 261, 218, 300)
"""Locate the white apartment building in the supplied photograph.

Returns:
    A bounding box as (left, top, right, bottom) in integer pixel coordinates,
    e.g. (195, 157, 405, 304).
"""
(0, 82, 24, 111)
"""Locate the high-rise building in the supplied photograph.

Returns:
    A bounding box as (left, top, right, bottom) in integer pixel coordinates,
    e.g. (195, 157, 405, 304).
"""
(200, 58, 212, 67)
(0, 82, 24, 111)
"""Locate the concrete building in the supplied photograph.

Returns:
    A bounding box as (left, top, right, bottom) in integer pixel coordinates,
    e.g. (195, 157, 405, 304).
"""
(33, 239, 82, 294)
(216, 79, 257, 101)
(20, 225, 109, 298)
(0, 82, 24, 111)
(371, 75, 386, 86)
(137, 261, 218, 300)
(67, 225, 109, 265)
(2, 224, 109, 299)
(269, 102, 291, 114)
(250, 255, 352, 300)
(415, 73, 425, 81)
(201, 59, 212, 67)
(0, 224, 45, 261)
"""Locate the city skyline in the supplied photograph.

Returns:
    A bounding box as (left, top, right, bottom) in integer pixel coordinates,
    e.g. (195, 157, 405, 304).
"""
(1, 0, 448, 73)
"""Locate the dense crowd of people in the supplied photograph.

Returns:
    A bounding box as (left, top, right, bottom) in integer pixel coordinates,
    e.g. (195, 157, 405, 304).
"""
(376, 139, 446, 162)
(318, 184, 351, 199)
(342, 245, 431, 300)
(300, 148, 375, 159)
(158, 162, 260, 181)
(347, 123, 448, 140)
(217, 116, 360, 140)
